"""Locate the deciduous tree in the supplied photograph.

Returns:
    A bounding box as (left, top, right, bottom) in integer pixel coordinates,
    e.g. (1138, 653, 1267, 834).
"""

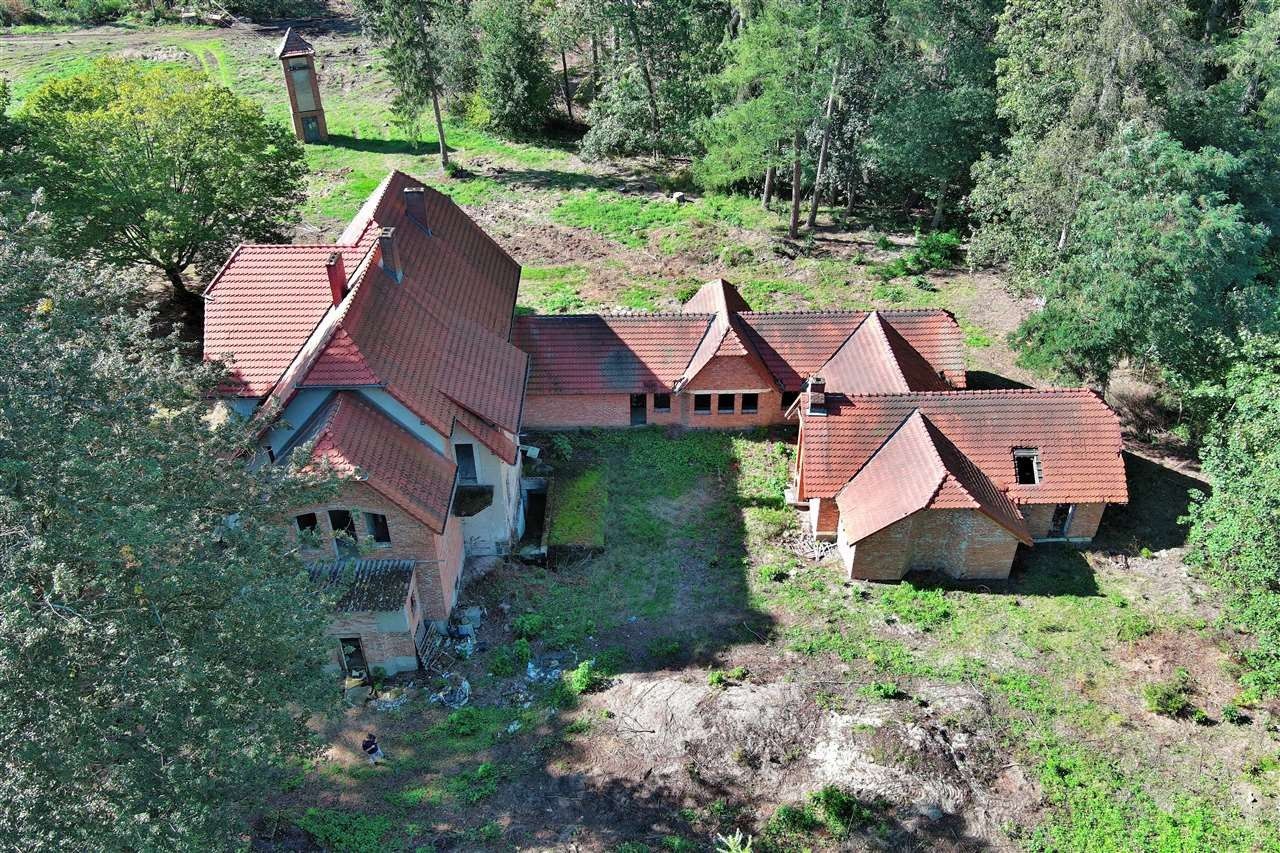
(0, 208, 336, 850)
(21, 60, 307, 330)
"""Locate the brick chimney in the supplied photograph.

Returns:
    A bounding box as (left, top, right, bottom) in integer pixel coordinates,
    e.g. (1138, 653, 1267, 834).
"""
(806, 376, 826, 417)
(378, 227, 402, 282)
(403, 186, 427, 227)
(326, 252, 346, 306)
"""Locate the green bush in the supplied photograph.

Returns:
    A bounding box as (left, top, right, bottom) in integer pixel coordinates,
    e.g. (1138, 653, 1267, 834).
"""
(808, 786, 877, 837)
(512, 612, 550, 639)
(1117, 611, 1155, 642)
(565, 659, 608, 695)
(858, 681, 905, 700)
(445, 762, 505, 803)
(295, 808, 392, 853)
(490, 638, 531, 677)
(1143, 668, 1196, 718)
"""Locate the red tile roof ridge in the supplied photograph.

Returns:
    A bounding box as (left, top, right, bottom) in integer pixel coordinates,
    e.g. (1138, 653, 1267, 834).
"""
(519, 311, 714, 320)
(738, 308, 958, 317)
(836, 387, 1103, 397)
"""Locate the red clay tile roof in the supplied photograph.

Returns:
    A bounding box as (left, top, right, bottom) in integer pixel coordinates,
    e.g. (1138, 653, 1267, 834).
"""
(820, 312, 950, 394)
(800, 390, 1128, 506)
(300, 393, 456, 534)
(306, 328, 381, 386)
(676, 285, 777, 392)
(203, 239, 373, 395)
(276, 27, 315, 59)
(835, 410, 1031, 545)
(204, 170, 527, 463)
(741, 310, 966, 391)
(516, 283, 962, 397)
(682, 278, 751, 315)
(513, 313, 712, 394)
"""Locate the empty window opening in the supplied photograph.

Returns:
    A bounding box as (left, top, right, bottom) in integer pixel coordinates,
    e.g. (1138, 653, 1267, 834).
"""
(741, 393, 759, 413)
(295, 512, 318, 533)
(718, 393, 735, 413)
(1049, 503, 1074, 538)
(653, 393, 671, 412)
(781, 391, 800, 411)
(328, 509, 359, 557)
(630, 393, 647, 426)
(455, 443, 478, 484)
(338, 637, 368, 678)
(365, 512, 391, 545)
(694, 394, 712, 414)
(1013, 448, 1042, 485)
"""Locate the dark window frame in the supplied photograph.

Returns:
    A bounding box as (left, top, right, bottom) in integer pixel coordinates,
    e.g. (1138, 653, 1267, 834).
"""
(455, 443, 479, 485)
(653, 392, 672, 412)
(364, 511, 391, 546)
(781, 391, 800, 411)
(1013, 448, 1042, 485)
(295, 512, 318, 534)
(693, 393, 712, 414)
(740, 393, 759, 413)
(717, 393, 735, 414)
(328, 509, 359, 557)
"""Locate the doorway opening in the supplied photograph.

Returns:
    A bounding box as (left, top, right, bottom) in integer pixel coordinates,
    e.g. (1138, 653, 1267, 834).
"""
(630, 393, 647, 425)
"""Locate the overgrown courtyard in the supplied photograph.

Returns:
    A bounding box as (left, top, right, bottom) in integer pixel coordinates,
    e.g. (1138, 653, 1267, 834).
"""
(269, 429, 1280, 851)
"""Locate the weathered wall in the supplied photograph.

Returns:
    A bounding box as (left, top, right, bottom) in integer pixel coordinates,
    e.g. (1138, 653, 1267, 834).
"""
(453, 424, 523, 556)
(684, 355, 775, 394)
(419, 512, 465, 623)
(325, 609, 418, 675)
(841, 509, 1021, 581)
(1021, 502, 1107, 541)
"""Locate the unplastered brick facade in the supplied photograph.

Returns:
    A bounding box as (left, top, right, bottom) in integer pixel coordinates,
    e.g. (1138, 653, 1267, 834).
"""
(206, 171, 528, 677)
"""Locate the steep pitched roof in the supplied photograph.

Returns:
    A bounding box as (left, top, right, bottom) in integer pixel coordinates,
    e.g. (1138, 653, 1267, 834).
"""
(740, 310, 966, 391)
(835, 410, 1031, 545)
(819, 312, 950, 394)
(682, 278, 750, 315)
(513, 314, 712, 394)
(296, 392, 457, 534)
(800, 390, 1128, 505)
(515, 284, 962, 397)
(675, 286, 777, 392)
(204, 170, 527, 463)
(276, 27, 315, 59)
(834, 407, 1034, 540)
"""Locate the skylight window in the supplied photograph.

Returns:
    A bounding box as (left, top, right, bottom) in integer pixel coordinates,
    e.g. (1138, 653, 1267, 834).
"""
(1013, 448, 1042, 485)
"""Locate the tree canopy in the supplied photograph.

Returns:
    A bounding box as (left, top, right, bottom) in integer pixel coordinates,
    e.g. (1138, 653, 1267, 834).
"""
(0, 208, 336, 849)
(21, 59, 307, 329)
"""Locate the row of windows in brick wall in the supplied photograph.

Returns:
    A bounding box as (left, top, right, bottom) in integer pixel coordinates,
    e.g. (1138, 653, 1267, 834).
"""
(295, 508, 392, 557)
(644, 390, 804, 415)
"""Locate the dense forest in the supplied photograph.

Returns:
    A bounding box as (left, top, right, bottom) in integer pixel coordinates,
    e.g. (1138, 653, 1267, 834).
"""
(7, 0, 1280, 848)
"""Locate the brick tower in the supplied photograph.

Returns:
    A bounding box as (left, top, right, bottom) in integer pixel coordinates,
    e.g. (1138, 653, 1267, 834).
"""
(276, 27, 327, 143)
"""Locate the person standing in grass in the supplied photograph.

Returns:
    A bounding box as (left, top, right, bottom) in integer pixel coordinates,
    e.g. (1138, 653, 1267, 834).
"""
(361, 732, 385, 765)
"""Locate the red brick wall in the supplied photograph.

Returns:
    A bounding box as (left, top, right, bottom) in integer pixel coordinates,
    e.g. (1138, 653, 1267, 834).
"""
(419, 511, 464, 621)
(843, 509, 1021, 581)
(522, 393, 632, 428)
(1021, 502, 1107, 541)
(685, 356, 775, 393)
(283, 481, 463, 621)
(326, 612, 416, 671)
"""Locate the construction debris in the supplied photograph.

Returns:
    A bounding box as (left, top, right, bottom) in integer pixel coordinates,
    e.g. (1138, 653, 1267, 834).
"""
(431, 673, 471, 709)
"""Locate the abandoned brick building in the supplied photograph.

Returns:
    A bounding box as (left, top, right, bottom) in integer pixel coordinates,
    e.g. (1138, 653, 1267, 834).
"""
(205, 171, 529, 675)
(206, 169, 1127, 675)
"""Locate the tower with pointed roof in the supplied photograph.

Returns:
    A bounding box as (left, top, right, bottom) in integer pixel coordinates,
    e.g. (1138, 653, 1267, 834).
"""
(276, 27, 327, 143)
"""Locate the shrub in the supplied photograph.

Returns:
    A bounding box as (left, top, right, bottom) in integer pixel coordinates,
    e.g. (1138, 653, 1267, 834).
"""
(1143, 668, 1196, 718)
(565, 659, 608, 695)
(512, 612, 550, 639)
(875, 234, 893, 250)
(295, 808, 392, 853)
(808, 786, 877, 837)
(757, 563, 789, 583)
(858, 681, 905, 700)
(1117, 611, 1155, 642)
(445, 762, 505, 803)
(708, 666, 748, 689)
(719, 244, 755, 267)
(490, 638, 531, 677)
(1222, 704, 1250, 725)
(913, 230, 963, 268)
